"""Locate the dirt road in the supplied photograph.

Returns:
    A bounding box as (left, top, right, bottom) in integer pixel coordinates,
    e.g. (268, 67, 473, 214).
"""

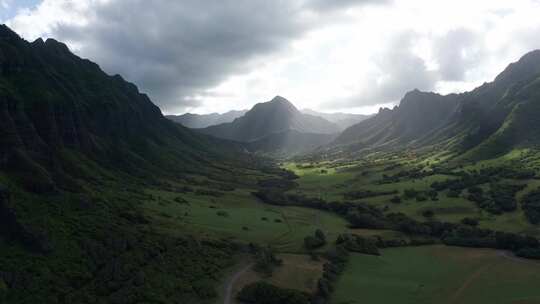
(224, 263, 254, 304)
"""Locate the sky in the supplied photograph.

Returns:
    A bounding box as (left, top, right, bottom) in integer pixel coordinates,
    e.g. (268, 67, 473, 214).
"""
(2, 0, 540, 115)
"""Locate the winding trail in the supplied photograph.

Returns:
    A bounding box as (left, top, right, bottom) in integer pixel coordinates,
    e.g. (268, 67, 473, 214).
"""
(224, 263, 254, 304)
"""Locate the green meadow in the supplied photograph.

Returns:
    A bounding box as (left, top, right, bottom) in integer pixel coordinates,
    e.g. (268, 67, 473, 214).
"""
(141, 187, 350, 252)
(331, 246, 540, 304)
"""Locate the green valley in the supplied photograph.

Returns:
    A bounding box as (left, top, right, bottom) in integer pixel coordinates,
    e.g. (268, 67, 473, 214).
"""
(2, 7, 540, 304)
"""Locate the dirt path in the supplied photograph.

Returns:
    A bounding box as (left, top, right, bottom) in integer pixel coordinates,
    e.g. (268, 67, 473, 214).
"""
(224, 263, 254, 304)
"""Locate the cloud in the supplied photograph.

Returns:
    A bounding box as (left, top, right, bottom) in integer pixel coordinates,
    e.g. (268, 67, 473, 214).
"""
(6, 0, 540, 114)
(306, 0, 390, 11)
(8, 0, 388, 113)
(433, 28, 484, 81)
(321, 32, 438, 109)
(9, 0, 313, 112)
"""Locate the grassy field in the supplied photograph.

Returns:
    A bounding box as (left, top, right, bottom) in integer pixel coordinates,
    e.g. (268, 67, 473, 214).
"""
(331, 245, 540, 304)
(283, 156, 540, 237)
(141, 187, 350, 252)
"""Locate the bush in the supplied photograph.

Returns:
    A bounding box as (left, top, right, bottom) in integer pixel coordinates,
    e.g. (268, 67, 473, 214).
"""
(253, 247, 282, 276)
(461, 217, 479, 226)
(390, 196, 402, 204)
(336, 234, 379, 256)
(343, 189, 397, 200)
(237, 282, 310, 304)
(403, 189, 418, 199)
(216, 211, 229, 217)
(522, 189, 540, 224)
(447, 189, 460, 198)
(422, 210, 434, 218)
(515, 247, 540, 259)
(174, 196, 189, 204)
(304, 229, 326, 250)
(315, 229, 326, 242)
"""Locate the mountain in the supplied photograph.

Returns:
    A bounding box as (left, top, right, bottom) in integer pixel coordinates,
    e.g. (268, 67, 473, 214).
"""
(199, 96, 340, 142)
(166, 109, 247, 128)
(335, 90, 459, 148)
(333, 50, 540, 160)
(301, 109, 370, 130)
(0, 25, 262, 303)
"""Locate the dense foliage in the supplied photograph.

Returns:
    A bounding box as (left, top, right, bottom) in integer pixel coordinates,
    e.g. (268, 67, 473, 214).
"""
(304, 229, 327, 250)
(237, 282, 311, 304)
(522, 188, 540, 224)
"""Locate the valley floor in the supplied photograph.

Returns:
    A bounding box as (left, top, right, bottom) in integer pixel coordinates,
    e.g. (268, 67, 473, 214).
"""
(331, 245, 540, 304)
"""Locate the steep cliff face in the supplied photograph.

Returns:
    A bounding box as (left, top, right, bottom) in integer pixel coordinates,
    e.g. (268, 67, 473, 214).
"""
(0, 25, 240, 193)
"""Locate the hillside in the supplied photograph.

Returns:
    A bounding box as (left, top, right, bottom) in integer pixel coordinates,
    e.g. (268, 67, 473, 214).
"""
(0, 25, 264, 303)
(198, 96, 340, 142)
(333, 50, 540, 160)
(166, 109, 247, 128)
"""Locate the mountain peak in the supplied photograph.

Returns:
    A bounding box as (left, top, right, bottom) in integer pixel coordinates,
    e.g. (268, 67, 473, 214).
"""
(269, 95, 294, 106)
(399, 89, 444, 108)
(254, 95, 298, 113)
(495, 49, 540, 84)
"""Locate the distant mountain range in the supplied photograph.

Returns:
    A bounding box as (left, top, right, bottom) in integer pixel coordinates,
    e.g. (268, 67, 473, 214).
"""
(333, 49, 540, 161)
(162, 50, 540, 160)
(194, 96, 340, 155)
(166, 110, 247, 128)
(168, 105, 369, 131)
(301, 109, 370, 130)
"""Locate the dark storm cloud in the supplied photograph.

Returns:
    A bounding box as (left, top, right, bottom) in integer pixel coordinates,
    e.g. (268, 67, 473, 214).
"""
(51, 0, 387, 113)
(53, 0, 315, 112)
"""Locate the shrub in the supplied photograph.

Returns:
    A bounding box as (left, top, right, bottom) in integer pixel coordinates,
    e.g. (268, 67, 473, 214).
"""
(304, 236, 325, 250)
(237, 282, 310, 304)
(253, 247, 282, 276)
(515, 247, 540, 259)
(390, 196, 402, 204)
(216, 211, 229, 217)
(422, 210, 435, 218)
(461, 217, 479, 226)
(522, 189, 540, 224)
(447, 189, 460, 198)
(336, 234, 379, 256)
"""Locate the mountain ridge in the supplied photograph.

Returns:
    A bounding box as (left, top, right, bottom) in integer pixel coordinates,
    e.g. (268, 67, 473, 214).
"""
(198, 95, 340, 142)
(331, 49, 540, 160)
(166, 109, 247, 128)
